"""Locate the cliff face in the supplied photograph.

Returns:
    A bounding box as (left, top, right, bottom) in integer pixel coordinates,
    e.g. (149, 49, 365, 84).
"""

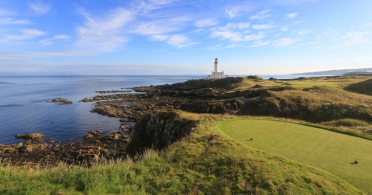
(126, 111, 198, 156)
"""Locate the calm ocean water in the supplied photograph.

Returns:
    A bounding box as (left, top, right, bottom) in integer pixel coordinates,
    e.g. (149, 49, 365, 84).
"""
(0, 74, 313, 144)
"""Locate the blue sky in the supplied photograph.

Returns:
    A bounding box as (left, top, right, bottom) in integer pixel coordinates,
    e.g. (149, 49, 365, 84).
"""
(0, 0, 371, 75)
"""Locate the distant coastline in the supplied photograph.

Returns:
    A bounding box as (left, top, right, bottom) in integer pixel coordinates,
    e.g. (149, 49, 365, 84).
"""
(292, 67, 372, 76)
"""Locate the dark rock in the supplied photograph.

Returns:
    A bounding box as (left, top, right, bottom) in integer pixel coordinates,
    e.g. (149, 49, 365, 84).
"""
(84, 133, 94, 139)
(108, 133, 121, 140)
(15, 133, 44, 140)
(47, 138, 54, 143)
(19, 145, 33, 153)
(51, 98, 73, 105)
(83, 130, 103, 140)
(5, 148, 16, 154)
(88, 130, 102, 136)
(126, 111, 197, 157)
(80, 97, 93, 102)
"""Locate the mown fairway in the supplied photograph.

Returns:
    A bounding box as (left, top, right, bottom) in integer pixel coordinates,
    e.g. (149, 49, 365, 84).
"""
(219, 118, 372, 194)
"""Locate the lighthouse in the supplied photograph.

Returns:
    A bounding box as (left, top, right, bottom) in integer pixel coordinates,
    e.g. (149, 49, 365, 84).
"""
(208, 58, 227, 79)
(214, 58, 219, 72)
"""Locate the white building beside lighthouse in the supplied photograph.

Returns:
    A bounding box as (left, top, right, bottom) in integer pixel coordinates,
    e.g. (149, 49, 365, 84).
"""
(207, 58, 227, 79)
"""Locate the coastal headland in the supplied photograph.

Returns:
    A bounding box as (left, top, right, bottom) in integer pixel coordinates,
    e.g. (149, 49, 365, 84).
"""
(2, 75, 372, 166)
(1, 75, 372, 194)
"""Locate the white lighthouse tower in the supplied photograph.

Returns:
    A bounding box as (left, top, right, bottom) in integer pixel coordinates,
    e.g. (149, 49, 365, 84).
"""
(208, 58, 227, 79)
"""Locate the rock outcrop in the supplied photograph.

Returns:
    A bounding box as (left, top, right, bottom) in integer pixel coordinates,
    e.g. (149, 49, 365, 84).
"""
(126, 111, 197, 156)
(51, 98, 73, 105)
(83, 130, 103, 140)
(15, 133, 44, 140)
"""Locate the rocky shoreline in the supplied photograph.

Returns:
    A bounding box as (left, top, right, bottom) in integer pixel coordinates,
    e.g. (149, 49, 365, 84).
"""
(0, 129, 130, 168)
(0, 76, 276, 168)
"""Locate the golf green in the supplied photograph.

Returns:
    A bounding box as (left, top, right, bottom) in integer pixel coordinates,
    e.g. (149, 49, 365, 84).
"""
(219, 118, 372, 193)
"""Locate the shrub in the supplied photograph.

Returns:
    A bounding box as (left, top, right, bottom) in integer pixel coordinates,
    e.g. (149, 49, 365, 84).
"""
(247, 75, 263, 81)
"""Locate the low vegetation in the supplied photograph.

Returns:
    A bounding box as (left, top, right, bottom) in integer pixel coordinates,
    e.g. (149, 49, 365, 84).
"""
(0, 112, 363, 194)
(238, 85, 372, 123)
(321, 118, 370, 127)
(344, 78, 372, 96)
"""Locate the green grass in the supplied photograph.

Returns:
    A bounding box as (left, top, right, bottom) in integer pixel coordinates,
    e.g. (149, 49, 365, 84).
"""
(219, 117, 372, 194)
(0, 113, 363, 195)
(280, 81, 341, 88)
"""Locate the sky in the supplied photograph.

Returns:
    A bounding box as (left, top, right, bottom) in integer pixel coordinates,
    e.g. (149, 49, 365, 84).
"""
(0, 0, 372, 75)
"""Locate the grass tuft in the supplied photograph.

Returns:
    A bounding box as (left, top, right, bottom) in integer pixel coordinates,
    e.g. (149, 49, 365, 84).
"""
(321, 118, 370, 127)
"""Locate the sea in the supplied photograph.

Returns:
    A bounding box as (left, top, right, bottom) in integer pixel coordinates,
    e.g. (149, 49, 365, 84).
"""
(0, 74, 314, 144)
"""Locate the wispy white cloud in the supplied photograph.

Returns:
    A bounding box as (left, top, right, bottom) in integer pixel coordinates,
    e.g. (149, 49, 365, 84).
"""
(271, 0, 319, 5)
(250, 10, 271, 20)
(76, 7, 133, 51)
(287, 13, 298, 18)
(225, 7, 240, 19)
(38, 39, 53, 45)
(225, 4, 253, 19)
(131, 0, 175, 13)
(5, 29, 46, 40)
(54, 35, 69, 40)
(0, 8, 15, 16)
(292, 21, 304, 25)
(243, 34, 265, 41)
(336, 31, 370, 47)
(39, 34, 70, 45)
(294, 30, 308, 35)
(210, 22, 263, 42)
(150, 34, 168, 41)
(149, 0, 175, 5)
(252, 24, 276, 30)
(167, 34, 197, 48)
(195, 18, 217, 28)
(134, 17, 188, 35)
(206, 43, 243, 50)
(250, 40, 270, 47)
(28, 0, 51, 15)
(211, 31, 264, 42)
(272, 38, 299, 47)
(151, 34, 197, 48)
(215, 22, 250, 31)
(316, 29, 338, 42)
(211, 30, 242, 42)
(0, 8, 30, 26)
(316, 29, 370, 47)
(207, 43, 224, 50)
(0, 18, 31, 25)
(226, 22, 251, 30)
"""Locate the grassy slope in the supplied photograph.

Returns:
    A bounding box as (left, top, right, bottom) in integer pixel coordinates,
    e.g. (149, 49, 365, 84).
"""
(274, 76, 372, 89)
(238, 85, 372, 123)
(269, 85, 372, 107)
(274, 79, 341, 89)
(345, 78, 372, 96)
(0, 113, 363, 195)
(219, 117, 372, 194)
